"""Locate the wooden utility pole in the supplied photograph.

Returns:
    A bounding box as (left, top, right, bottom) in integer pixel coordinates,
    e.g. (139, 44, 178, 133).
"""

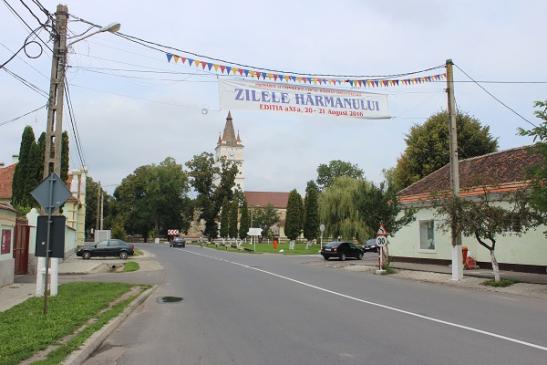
(41, 4, 68, 314)
(446, 59, 463, 280)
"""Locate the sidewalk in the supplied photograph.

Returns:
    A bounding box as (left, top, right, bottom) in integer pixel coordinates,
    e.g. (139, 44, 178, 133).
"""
(389, 261, 547, 285)
(0, 248, 161, 312)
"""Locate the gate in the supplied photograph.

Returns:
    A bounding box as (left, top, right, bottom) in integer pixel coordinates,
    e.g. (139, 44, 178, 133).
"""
(14, 218, 30, 275)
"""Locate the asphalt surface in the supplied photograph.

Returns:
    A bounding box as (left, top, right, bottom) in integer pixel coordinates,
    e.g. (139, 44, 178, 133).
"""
(84, 244, 547, 365)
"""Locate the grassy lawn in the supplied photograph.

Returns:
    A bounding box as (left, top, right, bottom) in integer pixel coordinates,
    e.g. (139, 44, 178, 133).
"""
(133, 249, 144, 256)
(123, 261, 140, 272)
(0, 282, 139, 365)
(242, 242, 321, 255)
(482, 278, 518, 287)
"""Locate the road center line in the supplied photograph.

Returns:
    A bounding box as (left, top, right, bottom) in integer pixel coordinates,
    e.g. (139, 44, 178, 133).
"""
(178, 248, 547, 352)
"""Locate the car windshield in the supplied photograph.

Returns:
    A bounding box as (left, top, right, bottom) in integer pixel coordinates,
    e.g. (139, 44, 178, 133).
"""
(365, 239, 377, 246)
(325, 241, 341, 248)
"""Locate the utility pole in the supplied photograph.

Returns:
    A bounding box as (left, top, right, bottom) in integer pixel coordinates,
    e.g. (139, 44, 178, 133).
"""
(446, 59, 463, 281)
(100, 188, 104, 230)
(96, 182, 101, 231)
(38, 4, 68, 314)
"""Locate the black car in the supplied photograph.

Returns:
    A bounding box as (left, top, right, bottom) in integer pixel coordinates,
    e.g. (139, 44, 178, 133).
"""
(77, 239, 134, 260)
(362, 238, 379, 253)
(170, 237, 186, 248)
(321, 241, 363, 261)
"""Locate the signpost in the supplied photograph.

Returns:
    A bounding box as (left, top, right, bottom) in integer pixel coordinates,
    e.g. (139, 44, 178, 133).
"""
(375, 224, 388, 274)
(31, 173, 71, 314)
(248, 227, 262, 251)
(319, 224, 325, 250)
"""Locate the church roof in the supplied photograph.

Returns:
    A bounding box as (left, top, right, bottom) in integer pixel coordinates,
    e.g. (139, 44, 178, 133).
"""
(245, 191, 290, 209)
(218, 111, 243, 147)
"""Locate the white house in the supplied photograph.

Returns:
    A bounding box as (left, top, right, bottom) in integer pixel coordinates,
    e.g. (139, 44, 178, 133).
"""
(389, 146, 546, 273)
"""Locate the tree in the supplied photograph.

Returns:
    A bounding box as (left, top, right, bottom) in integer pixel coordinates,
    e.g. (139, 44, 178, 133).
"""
(12, 126, 36, 209)
(229, 199, 239, 238)
(252, 204, 279, 240)
(393, 111, 498, 190)
(319, 176, 368, 241)
(356, 182, 415, 237)
(435, 190, 543, 282)
(114, 157, 190, 241)
(239, 198, 250, 239)
(285, 189, 304, 241)
(61, 131, 69, 183)
(303, 181, 320, 242)
(316, 160, 364, 190)
(185, 153, 238, 240)
(85, 176, 113, 238)
(219, 198, 230, 238)
(519, 100, 547, 219)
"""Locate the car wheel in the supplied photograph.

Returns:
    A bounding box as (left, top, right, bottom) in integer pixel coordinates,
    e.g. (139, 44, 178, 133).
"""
(119, 251, 128, 260)
(83, 251, 91, 260)
(340, 253, 346, 261)
(358, 252, 363, 260)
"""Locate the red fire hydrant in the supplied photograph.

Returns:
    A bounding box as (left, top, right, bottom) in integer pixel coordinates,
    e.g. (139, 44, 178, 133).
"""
(462, 246, 469, 264)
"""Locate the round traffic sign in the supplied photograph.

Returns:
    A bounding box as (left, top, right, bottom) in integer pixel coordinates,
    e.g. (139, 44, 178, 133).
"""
(320, 224, 325, 232)
(376, 236, 387, 247)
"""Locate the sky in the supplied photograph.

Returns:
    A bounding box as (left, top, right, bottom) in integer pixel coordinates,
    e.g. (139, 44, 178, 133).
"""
(1, 0, 546, 194)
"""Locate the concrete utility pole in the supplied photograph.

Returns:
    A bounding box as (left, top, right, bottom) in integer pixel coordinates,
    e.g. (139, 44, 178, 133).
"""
(36, 4, 68, 312)
(96, 182, 101, 231)
(446, 59, 463, 281)
(100, 188, 104, 230)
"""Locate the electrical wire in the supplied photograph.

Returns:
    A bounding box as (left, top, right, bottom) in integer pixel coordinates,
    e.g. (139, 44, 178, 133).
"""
(0, 41, 48, 79)
(64, 80, 87, 168)
(69, 65, 212, 76)
(2, 66, 48, 97)
(454, 64, 537, 128)
(0, 104, 46, 127)
(2, 0, 53, 52)
(69, 13, 445, 79)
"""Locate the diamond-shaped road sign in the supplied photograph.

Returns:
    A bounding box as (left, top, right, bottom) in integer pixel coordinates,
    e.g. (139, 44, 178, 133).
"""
(31, 173, 71, 212)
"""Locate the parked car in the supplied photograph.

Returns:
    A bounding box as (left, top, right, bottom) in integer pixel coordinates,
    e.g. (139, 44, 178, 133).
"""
(77, 239, 134, 260)
(170, 237, 186, 248)
(321, 241, 363, 261)
(362, 238, 379, 253)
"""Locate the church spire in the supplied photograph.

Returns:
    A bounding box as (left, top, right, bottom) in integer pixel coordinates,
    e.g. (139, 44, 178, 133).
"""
(220, 111, 237, 146)
(236, 130, 242, 144)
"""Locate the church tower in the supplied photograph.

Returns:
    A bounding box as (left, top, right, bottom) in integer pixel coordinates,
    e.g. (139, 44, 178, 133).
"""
(215, 111, 245, 191)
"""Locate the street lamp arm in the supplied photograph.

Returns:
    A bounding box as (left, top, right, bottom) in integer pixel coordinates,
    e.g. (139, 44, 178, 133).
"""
(68, 22, 121, 46)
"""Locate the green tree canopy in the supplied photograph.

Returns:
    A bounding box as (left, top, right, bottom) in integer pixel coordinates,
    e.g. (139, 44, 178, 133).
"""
(285, 189, 304, 240)
(185, 153, 238, 240)
(114, 157, 190, 241)
(12, 126, 37, 209)
(219, 198, 230, 238)
(303, 181, 320, 241)
(316, 160, 364, 190)
(519, 100, 547, 217)
(239, 198, 250, 239)
(252, 203, 279, 239)
(229, 199, 239, 238)
(393, 111, 498, 190)
(319, 176, 368, 241)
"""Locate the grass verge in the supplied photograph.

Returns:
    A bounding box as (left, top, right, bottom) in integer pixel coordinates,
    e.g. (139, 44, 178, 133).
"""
(0, 282, 135, 365)
(482, 278, 518, 287)
(133, 249, 144, 256)
(123, 261, 140, 272)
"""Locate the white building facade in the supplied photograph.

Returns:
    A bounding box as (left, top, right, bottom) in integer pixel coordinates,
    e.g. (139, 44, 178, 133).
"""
(215, 111, 245, 191)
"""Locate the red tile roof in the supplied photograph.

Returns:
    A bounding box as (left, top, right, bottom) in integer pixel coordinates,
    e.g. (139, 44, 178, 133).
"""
(399, 146, 544, 202)
(245, 191, 290, 209)
(0, 163, 16, 200)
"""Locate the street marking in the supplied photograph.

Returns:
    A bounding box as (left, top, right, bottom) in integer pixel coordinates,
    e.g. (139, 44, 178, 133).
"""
(177, 248, 547, 352)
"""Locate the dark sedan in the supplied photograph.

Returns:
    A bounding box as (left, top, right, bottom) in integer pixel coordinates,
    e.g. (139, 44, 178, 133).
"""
(170, 237, 186, 248)
(321, 241, 363, 261)
(362, 238, 379, 253)
(77, 239, 134, 260)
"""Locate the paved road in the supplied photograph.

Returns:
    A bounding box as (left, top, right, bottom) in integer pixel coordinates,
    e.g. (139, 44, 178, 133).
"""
(84, 244, 547, 365)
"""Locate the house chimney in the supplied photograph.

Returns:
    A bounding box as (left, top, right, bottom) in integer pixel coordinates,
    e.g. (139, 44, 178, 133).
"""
(12, 155, 19, 163)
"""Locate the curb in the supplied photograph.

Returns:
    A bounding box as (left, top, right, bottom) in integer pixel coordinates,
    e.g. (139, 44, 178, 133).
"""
(63, 284, 158, 365)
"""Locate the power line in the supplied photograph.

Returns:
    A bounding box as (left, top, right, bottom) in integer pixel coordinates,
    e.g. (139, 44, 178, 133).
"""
(454, 64, 537, 128)
(0, 104, 46, 127)
(2, 66, 48, 97)
(2, 0, 53, 53)
(69, 13, 445, 79)
(0, 41, 49, 79)
(64, 80, 87, 168)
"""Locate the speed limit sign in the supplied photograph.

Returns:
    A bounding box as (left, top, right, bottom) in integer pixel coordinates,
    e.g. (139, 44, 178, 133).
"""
(376, 236, 387, 247)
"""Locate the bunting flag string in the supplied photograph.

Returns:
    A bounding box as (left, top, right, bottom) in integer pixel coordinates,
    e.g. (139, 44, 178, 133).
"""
(165, 52, 446, 88)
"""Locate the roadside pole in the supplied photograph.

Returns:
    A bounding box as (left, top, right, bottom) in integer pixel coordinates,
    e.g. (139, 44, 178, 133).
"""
(446, 59, 463, 281)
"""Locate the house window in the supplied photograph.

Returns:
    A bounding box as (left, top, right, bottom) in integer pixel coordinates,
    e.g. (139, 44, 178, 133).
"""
(1, 229, 12, 255)
(419, 220, 435, 250)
